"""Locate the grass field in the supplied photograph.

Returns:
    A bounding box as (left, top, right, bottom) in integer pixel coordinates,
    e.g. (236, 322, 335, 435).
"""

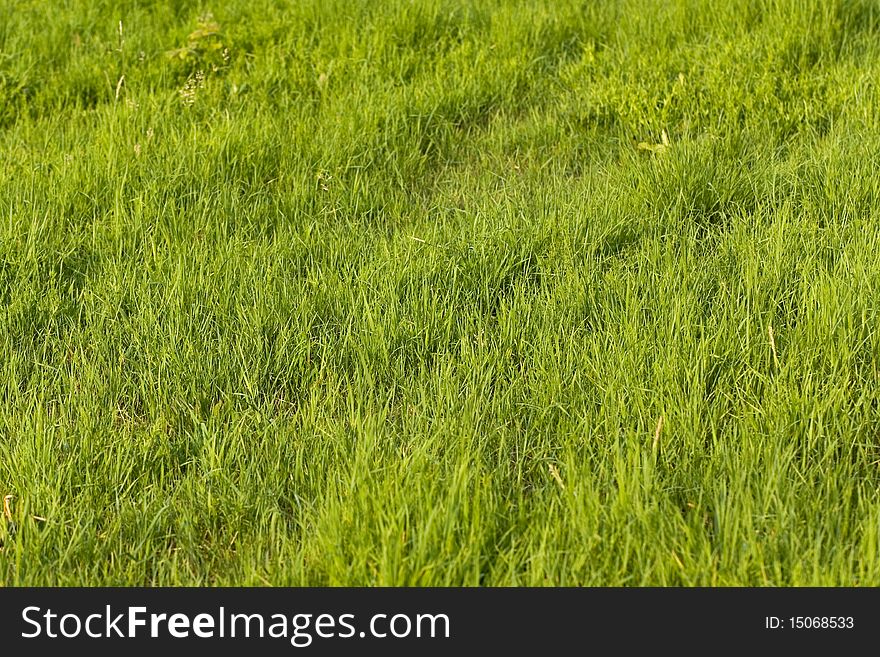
(2, 0, 880, 586)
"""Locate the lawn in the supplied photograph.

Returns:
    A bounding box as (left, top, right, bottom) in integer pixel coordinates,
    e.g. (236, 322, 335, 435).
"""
(2, 0, 880, 585)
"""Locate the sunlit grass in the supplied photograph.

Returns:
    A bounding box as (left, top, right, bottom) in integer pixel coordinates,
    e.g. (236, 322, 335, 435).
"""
(1, 0, 880, 585)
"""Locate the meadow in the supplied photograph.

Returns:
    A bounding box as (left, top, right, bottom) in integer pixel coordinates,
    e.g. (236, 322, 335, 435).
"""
(2, 0, 880, 585)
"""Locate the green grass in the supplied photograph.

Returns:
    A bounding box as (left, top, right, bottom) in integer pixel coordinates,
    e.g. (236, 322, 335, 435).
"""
(2, 0, 880, 585)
